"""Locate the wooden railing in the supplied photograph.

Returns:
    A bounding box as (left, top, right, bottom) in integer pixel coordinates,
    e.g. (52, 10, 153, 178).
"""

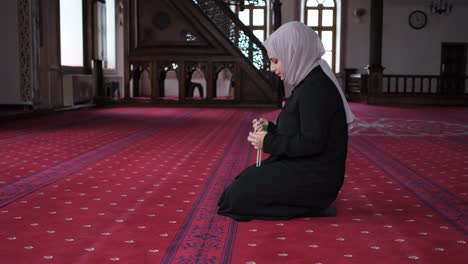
(344, 69, 468, 97)
(383, 75, 468, 95)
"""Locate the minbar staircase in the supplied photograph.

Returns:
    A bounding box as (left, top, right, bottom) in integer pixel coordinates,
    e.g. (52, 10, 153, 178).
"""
(122, 0, 281, 107)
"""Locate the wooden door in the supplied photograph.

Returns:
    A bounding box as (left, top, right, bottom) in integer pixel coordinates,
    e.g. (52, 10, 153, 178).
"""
(440, 43, 467, 95)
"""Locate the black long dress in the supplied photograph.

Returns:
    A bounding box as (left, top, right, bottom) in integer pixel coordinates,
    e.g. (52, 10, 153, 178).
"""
(217, 67, 349, 221)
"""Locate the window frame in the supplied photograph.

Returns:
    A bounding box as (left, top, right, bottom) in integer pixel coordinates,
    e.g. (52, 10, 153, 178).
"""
(59, 0, 93, 74)
(234, 0, 269, 42)
(303, 0, 337, 72)
(102, 0, 118, 74)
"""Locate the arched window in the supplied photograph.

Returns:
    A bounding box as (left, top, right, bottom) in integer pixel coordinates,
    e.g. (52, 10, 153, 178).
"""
(303, 0, 337, 71)
(234, 0, 269, 41)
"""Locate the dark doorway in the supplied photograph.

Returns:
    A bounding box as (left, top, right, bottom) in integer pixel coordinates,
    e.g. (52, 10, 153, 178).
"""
(439, 43, 467, 95)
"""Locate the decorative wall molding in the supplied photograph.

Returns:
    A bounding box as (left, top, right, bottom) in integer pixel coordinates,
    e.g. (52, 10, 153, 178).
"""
(18, 0, 32, 102)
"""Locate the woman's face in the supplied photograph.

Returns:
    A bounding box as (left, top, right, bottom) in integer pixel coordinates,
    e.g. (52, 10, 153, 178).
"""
(269, 56, 285, 81)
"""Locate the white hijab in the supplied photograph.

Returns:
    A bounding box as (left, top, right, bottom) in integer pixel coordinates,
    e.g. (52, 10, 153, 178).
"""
(263, 21, 355, 124)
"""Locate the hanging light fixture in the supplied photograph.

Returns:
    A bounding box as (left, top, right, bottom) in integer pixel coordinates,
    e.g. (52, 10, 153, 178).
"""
(430, 0, 453, 15)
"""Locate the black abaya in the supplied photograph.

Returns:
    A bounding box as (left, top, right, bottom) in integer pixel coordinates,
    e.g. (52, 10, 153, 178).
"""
(217, 67, 348, 221)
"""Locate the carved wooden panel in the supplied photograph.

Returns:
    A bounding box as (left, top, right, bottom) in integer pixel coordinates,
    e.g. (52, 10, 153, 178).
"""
(137, 0, 208, 48)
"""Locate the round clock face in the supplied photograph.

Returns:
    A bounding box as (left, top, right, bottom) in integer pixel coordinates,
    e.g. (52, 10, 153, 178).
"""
(408, 10, 427, 30)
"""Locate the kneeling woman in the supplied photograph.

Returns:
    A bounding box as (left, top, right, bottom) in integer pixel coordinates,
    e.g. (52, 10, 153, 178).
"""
(217, 22, 355, 221)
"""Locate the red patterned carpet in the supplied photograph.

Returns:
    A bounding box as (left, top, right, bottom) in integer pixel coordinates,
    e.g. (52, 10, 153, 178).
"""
(0, 104, 467, 264)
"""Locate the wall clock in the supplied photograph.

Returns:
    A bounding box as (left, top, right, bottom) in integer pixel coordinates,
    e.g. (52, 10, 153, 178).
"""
(408, 10, 427, 30)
